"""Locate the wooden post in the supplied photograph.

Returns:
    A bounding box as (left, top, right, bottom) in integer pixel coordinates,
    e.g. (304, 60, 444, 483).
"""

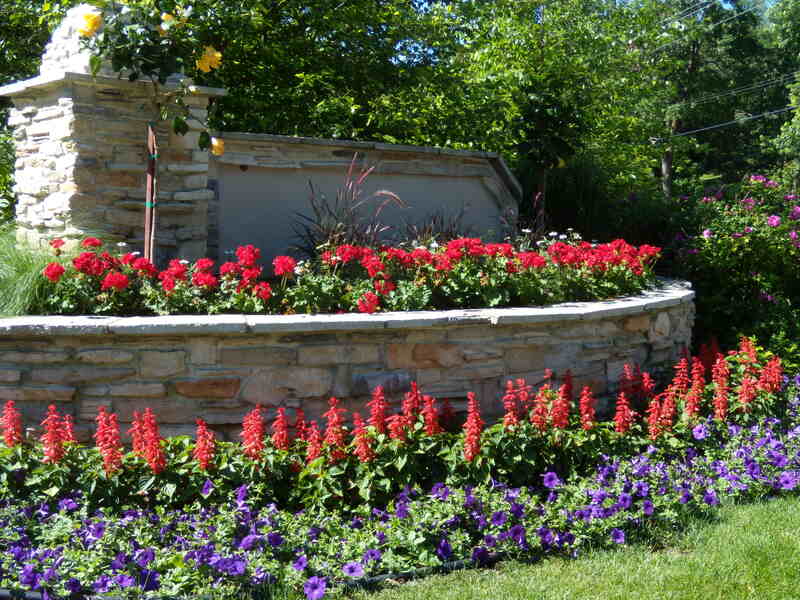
(144, 125, 159, 261)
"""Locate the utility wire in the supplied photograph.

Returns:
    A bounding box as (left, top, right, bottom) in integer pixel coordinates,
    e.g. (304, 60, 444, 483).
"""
(651, 5, 758, 54)
(659, 0, 713, 25)
(669, 72, 799, 109)
(653, 105, 797, 142)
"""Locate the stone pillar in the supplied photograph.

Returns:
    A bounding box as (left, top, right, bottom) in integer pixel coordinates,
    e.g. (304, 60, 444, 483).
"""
(0, 4, 225, 261)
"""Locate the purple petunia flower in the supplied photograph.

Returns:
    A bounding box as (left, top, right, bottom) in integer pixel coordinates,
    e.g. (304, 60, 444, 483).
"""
(491, 511, 507, 527)
(395, 502, 410, 519)
(703, 489, 719, 506)
(472, 546, 490, 565)
(20, 564, 40, 590)
(610, 528, 625, 544)
(93, 575, 113, 593)
(235, 484, 249, 504)
(436, 538, 453, 561)
(58, 498, 78, 512)
(135, 547, 155, 568)
(267, 532, 284, 547)
(778, 471, 798, 490)
(543, 471, 562, 489)
(304, 576, 327, 600)
(239, 534, 262, 551)
(363, 548, 382, 563)
(430, 482, 451, 500)
(114, 574, 135, 588)
(643, 500, 655, 516)
(692, 423, 709, 440)
(65, 578, 82, 594)
(293, 555, 308, 571)
(201, 479, 214, 497)
(343, 562, 364, 577)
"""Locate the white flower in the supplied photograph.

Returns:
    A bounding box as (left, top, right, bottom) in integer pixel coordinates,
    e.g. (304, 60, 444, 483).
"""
(179, 259, 189, 264)
(521, 228, 532, 234)
(549, 231, 558, 237)
(559, 234, 567, 240)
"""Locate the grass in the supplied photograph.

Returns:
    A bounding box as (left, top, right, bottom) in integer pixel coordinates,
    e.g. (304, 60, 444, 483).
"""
(348, 496, 800, 600)
(0, 225, 53, 316)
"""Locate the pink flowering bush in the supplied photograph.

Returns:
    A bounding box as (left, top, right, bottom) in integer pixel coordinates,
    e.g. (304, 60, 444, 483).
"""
(37, 236, 660, 316)
(672, 173, 800, 369)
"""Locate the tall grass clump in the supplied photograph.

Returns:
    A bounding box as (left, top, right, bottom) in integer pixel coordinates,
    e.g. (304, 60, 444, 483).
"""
(0, 226, 54, 315)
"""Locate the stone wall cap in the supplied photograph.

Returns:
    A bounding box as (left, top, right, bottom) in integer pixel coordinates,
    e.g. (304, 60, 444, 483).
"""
(0, 280, 692, 337)
(0, 72, 226, 98)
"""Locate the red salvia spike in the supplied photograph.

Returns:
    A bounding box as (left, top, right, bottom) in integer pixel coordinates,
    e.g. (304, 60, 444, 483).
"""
(646, 396, 662, 440)
(323, 397, 347, 463)
(531, 384, 550, 431)
(352, 412, 375, 463)
(1, 400, 23, 448)
(579, 386, 595, 431)
(41, 404, 65, 464)
(502, 380, 519, 431)
(241, 404, 265, 461)
(462, 392, 483, 462)
(305, 420, 323, 463)
(271, 407, 290, 451)
(193, 418, 215, 471)
(293, 408, 307, 441)
(367, 386, 389, 434)
(422, 395, 442, 435)
(711, 356, 730, 422)
(551, 384, 570, 429)
(142, 407, 165, 474)
(613, 392, 636, 434)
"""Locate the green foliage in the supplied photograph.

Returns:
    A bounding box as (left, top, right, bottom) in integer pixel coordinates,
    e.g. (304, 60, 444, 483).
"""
(0, 227, 55, 316)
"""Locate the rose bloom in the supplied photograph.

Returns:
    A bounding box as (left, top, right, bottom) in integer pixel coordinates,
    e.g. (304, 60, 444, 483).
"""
(273, 255, 297, 277)
(81, 237, 102, 248)
(100, 271, 129, 292)
(43, 262, 65, 283)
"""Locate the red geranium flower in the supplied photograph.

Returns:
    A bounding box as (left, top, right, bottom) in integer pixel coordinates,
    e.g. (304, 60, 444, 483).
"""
(254, 281, 272, 300)
(81, 237, 102, 248)
(100, 271, 129, 292)
(357, 292, 380, 314)
(192, 270, 218, 289)
(132, 257, 157, 278)
(273, 255, 297, 277)
(49, 238, 65, 249)
(43, 262, 65, 283)
(236, 244, 261, 267)
(194, 258, 215, 272)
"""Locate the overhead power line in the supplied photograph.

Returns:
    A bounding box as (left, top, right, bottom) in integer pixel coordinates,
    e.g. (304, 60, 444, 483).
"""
(653, 106, 797, 143)
(669, 72, 799, 109)
(652, 5, 758, 54)
(659, 0, 713, 25)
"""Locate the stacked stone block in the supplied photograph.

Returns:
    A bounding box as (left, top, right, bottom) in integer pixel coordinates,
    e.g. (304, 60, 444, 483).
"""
(0, 282, 694, 441)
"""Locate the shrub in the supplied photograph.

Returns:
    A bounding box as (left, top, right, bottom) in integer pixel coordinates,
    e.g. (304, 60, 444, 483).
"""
(671, 174, 800, 368)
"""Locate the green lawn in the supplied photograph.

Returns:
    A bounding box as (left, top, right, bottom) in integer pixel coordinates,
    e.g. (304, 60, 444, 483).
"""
(348, 496, 800, 600)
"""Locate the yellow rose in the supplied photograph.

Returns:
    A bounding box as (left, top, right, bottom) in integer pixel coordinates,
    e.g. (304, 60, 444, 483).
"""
(210, 137, 224, 156)
(196, 46, 222, 73)
(78, 13, 102, 37)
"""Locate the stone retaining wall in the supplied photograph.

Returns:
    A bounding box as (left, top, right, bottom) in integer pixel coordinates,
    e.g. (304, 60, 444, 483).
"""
(0, 282, 694, 441)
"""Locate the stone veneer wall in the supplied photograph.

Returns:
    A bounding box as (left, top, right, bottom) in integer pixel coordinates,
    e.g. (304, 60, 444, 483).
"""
(0, 4, 225, 261)
(0, 282, 693, 441)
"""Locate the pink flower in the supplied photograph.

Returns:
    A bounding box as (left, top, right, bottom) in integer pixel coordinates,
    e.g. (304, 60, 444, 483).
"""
(767, 215, 781, 227)
(702, 229, 713, 239)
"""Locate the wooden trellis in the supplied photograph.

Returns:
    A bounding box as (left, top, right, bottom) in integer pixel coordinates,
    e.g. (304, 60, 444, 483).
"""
(143, 124, 159, 261)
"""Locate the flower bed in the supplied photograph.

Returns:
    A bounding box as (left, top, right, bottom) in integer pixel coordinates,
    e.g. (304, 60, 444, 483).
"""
(0, 339, 793, 598)
(38, 235, 660, 316)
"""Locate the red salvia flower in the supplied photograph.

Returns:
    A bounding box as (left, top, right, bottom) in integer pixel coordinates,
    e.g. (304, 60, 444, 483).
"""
(142, 407, 166, 474)
(94, 407, 122, 476)
(502, 380, 520, 431)
(613, 392, 636, 434)
(241, 405, 266, 461)
(698, 336, 721, 375)
(531, 384, 551, 431)
(671, 358, 690, 395)
(352, 412, 375, 463)
(562, 370, 574, 404)
(551, 384, 570, 429)
(62, 414, 77, 443)
(737, 375, 757, 414)
(684, 357, 706, 420)
(41, 404, 66, 464)
(402, 382, 423, 428)
(738, 337, 759, 376)
(756, 356, 782, 394)
(193, 418, 215, 471)
(367, 386, 389, 434)
(659, 389, 676, 432)
(271, 407, 290, 451)
(711, 355, 730, 422)
(323, 397, 347, 463)
(462, 392, 484, 462)
(515, 378, 532, 412)
(578, 386, 596, 431)
(129, 411, 146, 457)
(294, 408, 307, 441)
(1, 400, 23, 447)
(646, 396, 662, 440)
(387, 413, 407, 442)
(641, 372, 656, 400)
(422, 395, 442, 435)
(439, 397, 455, 428)
(305, 420, 323, 463)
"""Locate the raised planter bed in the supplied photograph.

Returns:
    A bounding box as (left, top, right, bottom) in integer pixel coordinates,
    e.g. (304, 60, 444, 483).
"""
(0, 280, 694, 439)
